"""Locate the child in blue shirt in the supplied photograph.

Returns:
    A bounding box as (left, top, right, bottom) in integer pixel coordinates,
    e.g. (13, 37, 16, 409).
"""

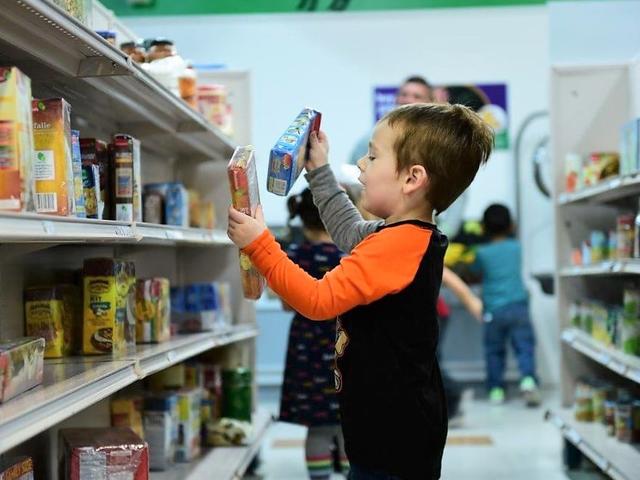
(472, 204, 540, 407)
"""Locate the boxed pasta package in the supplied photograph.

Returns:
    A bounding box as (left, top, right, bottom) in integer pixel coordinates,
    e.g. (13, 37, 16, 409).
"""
(82, 258, 127, 356)
(135, 278, 171, 343)
(32, 98, 75, 216)
(0, 67, 34, 212)
(24, 284, 79, 358)
(227, 146, 265, 300)
(0, 337, 45, 402)
(59, 428, 149, 480)
(267, 108, 321, 196)
(110, 134, 142, 222)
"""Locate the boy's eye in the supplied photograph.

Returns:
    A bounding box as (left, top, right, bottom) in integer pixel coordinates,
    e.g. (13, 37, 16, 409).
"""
(367, 155, 375, 161)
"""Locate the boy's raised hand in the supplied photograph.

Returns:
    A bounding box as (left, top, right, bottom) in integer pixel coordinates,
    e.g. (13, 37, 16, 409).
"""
(306, 130, 329, 171)
(228, 205, 266, 249)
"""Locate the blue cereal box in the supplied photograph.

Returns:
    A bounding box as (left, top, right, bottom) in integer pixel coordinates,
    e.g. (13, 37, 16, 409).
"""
(267, 108, 321, 196)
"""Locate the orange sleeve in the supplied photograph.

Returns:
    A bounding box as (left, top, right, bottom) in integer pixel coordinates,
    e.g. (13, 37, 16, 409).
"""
(242, 224, 432, 320)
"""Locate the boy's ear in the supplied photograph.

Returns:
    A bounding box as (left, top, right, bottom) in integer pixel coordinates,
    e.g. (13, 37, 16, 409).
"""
(403, 165, 428, 194)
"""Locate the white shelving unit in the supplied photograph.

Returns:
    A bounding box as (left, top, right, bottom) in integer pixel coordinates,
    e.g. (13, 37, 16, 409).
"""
(546, 409, 639, 480)
(0, 2, 265, 478)
(550, 60, 640, 478)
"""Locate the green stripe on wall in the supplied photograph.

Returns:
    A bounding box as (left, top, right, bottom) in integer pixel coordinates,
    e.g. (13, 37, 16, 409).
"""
(100, 0, 547, 17)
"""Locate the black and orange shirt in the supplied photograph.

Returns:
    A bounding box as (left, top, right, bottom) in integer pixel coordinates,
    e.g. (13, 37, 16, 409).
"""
(243, 220, 448, 479)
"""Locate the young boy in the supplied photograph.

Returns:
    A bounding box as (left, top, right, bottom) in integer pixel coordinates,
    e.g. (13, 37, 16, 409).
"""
(228, 103, 494, 479)
(471, 204, 540, 407)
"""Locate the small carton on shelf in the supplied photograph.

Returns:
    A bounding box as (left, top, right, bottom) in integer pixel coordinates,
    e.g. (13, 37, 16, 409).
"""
(267, 108, 321, 196)
(144, 393, 178, 471)
(60, 428, 149, 480)
(143, 182, 189, 227)
(176, 388, 202, 462)
(0, 457, 34, 480)
(109, 134, 136, 222)
(80, 138, 110, 219)
(70, 130, 85, 218)
(0, 67, 34, 212)
(24, 284, 79, 358)
(135, 277, 171, 343)
(111, 396, 145, 439)
(0, 337, 45, 403)
(82, 258, 127, 356)
(31, 98, 75, 216)
(227, 145, 265, 300)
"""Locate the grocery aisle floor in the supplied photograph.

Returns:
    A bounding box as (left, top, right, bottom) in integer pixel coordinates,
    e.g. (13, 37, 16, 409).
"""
(246, 387, 572, 480)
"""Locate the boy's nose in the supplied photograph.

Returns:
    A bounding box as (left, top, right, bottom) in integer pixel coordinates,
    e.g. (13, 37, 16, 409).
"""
(356, 156, 366, 172)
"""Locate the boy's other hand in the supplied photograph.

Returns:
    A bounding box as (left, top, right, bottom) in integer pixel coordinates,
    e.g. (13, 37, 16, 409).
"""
(228, 205, 266, 249)
(306, 130, 329, 171)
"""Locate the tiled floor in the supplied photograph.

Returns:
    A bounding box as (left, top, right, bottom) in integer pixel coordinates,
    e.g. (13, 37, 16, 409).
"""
(247, 387, 574, 480)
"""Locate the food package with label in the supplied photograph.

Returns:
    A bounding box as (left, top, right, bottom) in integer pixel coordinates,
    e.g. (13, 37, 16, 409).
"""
(268, 108, 321, 196)
(197, 84, 233, 137)
(24, 284, 79, 358)
(0, 67, 34, 212)
(143, 191, 163, 224)
(70, 130, 86, 218)
(227, 146, 265, 299)
(82, 163, 101, 219)
(143, 182, 188, 227)
(111, 396, 144, 439)
(31, 98, 74, 215)
(176, 388, 202, 462)
(188, 189, 201, 228)
(214, 281, 233, 328)
(178, 284, 217, 333)
(0, 457, 34, 480)
(80, 138, 110, 219)
(144, 393, 178, 471)
(60, 428, 149, 480)
(201, 200, 216, 229)
(124, 261, 137, 352)
(82, 258, 127, 356)
(109, 134, 136, 222)
(0, 337, 45, 402)
(135, 278, 171, 343)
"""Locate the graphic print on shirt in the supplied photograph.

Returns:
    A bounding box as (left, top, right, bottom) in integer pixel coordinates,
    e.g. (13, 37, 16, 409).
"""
(334, 316, 349, 392)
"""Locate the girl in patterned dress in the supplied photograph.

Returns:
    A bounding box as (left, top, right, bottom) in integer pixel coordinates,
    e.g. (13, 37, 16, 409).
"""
(279, 188, 348, 479)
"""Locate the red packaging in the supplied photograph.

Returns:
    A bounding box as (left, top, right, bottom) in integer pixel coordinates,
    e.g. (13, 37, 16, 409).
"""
(60, 428, 149, 480)
(227, 146, 265, 300)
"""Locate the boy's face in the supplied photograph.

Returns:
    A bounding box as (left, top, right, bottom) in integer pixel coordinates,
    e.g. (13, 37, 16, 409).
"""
(356, 121, 405, 219)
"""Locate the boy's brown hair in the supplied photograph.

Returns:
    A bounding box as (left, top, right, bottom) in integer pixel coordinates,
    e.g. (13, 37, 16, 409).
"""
(383, 103, 494, 214)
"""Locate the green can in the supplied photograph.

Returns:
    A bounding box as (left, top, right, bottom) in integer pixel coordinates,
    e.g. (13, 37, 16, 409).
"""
(222, 367, 252, 421)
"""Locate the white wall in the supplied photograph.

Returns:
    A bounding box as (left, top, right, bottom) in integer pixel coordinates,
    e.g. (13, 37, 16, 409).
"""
(125, 6, 549, 225)
(550, 0, 640, 64)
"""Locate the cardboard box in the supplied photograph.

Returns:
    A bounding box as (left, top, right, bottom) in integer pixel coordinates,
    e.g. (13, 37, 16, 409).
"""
(0, 67, 34, 212)
(70, 130, 85, 218)
(267, 108, 321, 196)
(0, 457, 34, 480)
(0, 337, 45, 402)
(135, 277, 171, 343)
(80, 138, 110, 219)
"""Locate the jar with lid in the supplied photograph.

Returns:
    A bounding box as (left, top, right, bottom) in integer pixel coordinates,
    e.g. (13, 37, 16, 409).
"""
(179, 63, 198, 109)
(146, 38, 176, 62)
(120, 41, 146, 63)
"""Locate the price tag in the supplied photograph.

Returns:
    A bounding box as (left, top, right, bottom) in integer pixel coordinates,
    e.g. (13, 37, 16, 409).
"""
(114, 226, 132, 238)
(609, 261, 621, 273)
(609, 177, 622, 189)
(42, 221, 55, 235)
(562, 330, 576, 344)
(565, 428, 581, 445)
(597, 351, 610, 366)
(550, 414, 564, 429)
(166, 351, 176, 363)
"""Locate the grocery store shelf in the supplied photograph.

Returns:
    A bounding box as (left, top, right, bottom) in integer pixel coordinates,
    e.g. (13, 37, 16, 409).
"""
(0, 212, 232, 246)
(561, 328, 640, 384)
(545, 408, 640, 480)
(557, 175, 640, 205)
(0, 325, 259, 454)
(0, 0, 234, 161)
(154, 409, 273, 480)
(134, 325, 259, 378)
(559, 260, 640, 277)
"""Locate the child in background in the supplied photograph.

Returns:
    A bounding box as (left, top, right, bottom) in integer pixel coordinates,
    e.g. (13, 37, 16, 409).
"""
(228, 103, 493, 479)
(279, 188, 348, 479)
(471, 204, 540, 407)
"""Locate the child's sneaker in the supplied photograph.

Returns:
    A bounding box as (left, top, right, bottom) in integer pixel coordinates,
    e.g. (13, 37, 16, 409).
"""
(489, 387, 505, 405)
(520, 376, 541, 407)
